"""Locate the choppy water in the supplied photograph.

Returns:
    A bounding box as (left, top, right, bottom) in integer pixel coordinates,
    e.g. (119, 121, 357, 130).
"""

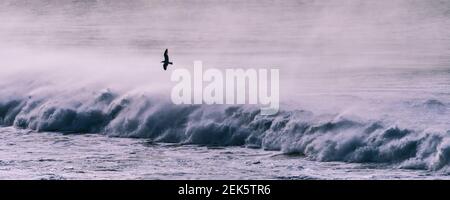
(1, 126, 448, 180)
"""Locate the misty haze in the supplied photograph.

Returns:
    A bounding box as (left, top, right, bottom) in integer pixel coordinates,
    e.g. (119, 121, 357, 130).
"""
(0, 0, 450, 179)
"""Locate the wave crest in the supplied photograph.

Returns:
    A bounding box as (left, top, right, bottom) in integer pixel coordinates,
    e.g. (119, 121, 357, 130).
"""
(1, 89, 450, 171)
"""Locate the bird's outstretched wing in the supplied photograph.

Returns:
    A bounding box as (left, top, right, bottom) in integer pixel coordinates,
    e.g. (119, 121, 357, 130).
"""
(164, 49, 169, 61)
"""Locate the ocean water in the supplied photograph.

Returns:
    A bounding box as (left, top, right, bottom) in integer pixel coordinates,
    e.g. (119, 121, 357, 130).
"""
(1, 0, 450, 179)
(0, 126, 448, 180)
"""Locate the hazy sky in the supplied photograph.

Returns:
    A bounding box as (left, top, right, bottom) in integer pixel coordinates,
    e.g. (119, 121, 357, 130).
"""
(1, 0, 449, 70)
(0, 0, 449, 99)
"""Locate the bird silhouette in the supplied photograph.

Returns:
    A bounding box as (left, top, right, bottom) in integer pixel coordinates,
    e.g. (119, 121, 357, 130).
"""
(161, 49, 173, 70)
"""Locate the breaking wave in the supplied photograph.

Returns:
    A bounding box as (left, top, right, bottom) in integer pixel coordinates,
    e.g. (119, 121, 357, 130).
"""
(1, 89, 450, 171)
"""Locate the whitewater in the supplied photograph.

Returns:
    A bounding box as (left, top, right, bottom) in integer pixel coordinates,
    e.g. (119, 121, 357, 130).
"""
(1, 0, 450, 179)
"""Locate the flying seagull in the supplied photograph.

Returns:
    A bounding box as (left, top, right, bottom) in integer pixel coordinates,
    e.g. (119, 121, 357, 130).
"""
(161, 49, 173, 70)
